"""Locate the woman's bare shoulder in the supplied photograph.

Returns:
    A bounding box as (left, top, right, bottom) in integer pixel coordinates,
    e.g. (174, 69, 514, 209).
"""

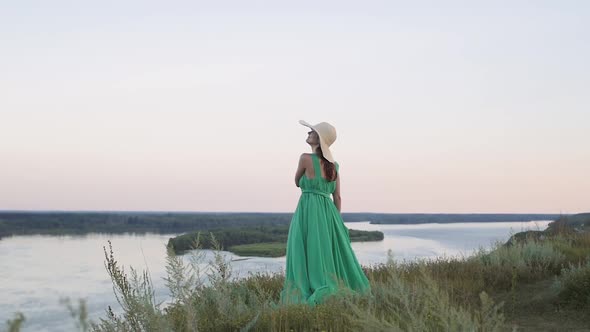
(297, 153, 313, 167)
(299, 152, 313, 160)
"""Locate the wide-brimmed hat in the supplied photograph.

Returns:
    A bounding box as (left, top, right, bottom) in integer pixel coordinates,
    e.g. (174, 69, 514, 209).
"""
(299, 120, 337, 162)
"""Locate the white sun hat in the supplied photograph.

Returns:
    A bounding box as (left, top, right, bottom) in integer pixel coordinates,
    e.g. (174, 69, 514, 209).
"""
(299, 120, 337, 163)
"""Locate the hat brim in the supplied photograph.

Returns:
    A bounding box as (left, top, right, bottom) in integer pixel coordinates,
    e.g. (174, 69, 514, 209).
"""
(299, 120, 335, 163)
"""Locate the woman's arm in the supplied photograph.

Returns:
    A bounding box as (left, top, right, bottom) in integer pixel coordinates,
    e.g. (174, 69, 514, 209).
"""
(333, 173, 342, 212)
(294, 153, 307, 187)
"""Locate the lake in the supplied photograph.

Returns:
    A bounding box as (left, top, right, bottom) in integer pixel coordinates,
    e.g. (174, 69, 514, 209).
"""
(0, 220, 550, 331)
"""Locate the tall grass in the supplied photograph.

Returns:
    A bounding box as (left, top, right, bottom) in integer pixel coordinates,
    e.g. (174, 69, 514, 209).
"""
(553, 259, 590, 308)
(5, 313, 25, 332)
(93, 238, 507, 331)
(163, 249, 507, 332)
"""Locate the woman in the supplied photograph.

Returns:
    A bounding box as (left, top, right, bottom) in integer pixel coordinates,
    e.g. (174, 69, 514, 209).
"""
(279, 120, 371, 306)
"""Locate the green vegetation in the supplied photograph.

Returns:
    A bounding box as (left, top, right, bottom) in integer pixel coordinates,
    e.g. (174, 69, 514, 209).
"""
(0, 212, 562, 240)
(167, 225, 288, 254)
(229, 242, 287, 257)
(167, 225, 385, 257)
(0, 212, 295, 238)
(547, 212, 590, 232)
(348, 228, 384, 241)
(555, 260, 590, 309)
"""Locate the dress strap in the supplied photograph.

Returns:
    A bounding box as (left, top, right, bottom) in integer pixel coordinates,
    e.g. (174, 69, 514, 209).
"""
(311, 153, 322, 179)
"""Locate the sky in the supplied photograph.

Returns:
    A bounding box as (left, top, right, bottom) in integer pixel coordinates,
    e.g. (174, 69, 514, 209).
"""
(1, 0, 589, 213)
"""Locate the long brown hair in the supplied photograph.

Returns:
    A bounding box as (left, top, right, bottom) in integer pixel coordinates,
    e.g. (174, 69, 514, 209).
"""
(315, 146, 337, 181)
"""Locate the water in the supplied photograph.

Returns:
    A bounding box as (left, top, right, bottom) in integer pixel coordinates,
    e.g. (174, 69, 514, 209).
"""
(0, 221, 549, 331)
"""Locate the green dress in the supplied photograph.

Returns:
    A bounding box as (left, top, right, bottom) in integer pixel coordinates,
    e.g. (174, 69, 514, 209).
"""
(279, 154, 371, 306)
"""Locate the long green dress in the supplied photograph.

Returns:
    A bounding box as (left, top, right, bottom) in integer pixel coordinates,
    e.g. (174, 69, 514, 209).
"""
(279, 154, 371, 306)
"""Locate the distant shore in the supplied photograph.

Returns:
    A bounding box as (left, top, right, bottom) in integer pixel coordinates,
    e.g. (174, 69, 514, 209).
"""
(0, 211, 563, 240)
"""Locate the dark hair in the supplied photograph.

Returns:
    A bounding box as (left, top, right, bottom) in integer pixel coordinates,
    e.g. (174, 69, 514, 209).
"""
(315, 146, 337, 181)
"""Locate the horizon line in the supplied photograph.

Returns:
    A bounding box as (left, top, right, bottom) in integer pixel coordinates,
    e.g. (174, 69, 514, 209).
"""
(0, 209, 572, 215)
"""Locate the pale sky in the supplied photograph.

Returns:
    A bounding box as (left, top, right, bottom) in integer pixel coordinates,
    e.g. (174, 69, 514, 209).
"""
(1, 1, 589, 213)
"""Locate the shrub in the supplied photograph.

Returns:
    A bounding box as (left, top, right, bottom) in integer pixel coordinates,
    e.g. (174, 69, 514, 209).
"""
(554, 260, 590, 308)
(475, 240, 565, 283)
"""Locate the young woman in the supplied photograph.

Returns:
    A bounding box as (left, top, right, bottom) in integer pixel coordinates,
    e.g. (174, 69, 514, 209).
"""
(279, 120, 371, 306)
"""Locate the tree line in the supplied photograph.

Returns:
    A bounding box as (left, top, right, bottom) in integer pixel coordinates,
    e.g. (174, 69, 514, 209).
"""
(0, 211, 562, 239)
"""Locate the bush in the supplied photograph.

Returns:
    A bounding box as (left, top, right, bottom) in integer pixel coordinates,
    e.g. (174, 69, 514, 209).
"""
(475, 240, 565, 282)
(343, 260, 504, 332)
(551, 233, 590, 264)
(554, 260, 590, 308)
